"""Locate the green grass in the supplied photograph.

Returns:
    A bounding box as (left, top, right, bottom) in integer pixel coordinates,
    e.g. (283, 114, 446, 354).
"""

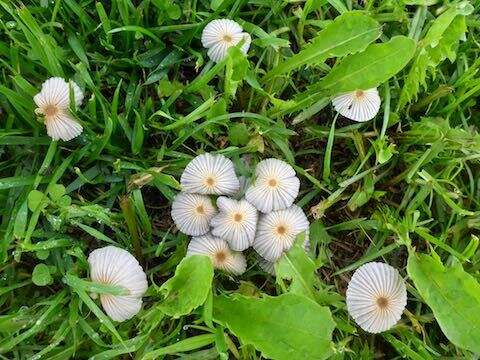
(1, 0, 480, 359)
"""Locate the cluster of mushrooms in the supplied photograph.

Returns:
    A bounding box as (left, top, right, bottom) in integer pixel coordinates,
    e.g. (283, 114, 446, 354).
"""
(171, 153, 308, 275)
(31, 19, 404, 335)
(84, 154, 407, 334)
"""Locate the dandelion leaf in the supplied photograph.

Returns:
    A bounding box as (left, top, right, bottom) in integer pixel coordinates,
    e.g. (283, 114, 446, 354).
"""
(265, 11, 380, 79)
(318, 36, 416, 94)
(398, 7, 469, 109)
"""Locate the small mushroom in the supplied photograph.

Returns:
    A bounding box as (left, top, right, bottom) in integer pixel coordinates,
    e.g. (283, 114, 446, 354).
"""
(88, 246, 148, 322)
(346, 262, 407, 333)
(201, 19, 251, 63)
(211, 196, 258, 251)
(245, 158, 300, 213)
(180, 153, 240, 195)
(332, 88, 381, 122)
(187, 234, 247, 275)
(171, 192, 217, 236)
(34, 77, 84, 141)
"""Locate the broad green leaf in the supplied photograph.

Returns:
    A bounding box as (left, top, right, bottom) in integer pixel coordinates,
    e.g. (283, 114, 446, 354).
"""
(48, 184, 66, 202)
(224, 46, 249, 99)
(318, 36, 416, 94)
(32, 264, 52, 286)
(214, 293, 335, 360)
(276, 238, 317, 300)
(27, 190, 48, 212)
(265, 12, 380, 79)
(407, 252, 480, 353)
(158, 255, 214, 318)
(422, 1, 472, 47)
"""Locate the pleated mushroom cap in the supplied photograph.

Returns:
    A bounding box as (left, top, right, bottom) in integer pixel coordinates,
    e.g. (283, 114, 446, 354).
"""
(210, 197, 258, 251)
(34, 77, 84, 141)
(253, 205, 309, 262)
(180, 153, 240, 195)
(332, 88, 381, 122)
(245, 158, 300, 213)
(88, 246, 148, 322)
(187, 234, 247, 275)
(171, 192, 217, 236)
(201, 19, 251, 63)
(346, 262, 407, 333)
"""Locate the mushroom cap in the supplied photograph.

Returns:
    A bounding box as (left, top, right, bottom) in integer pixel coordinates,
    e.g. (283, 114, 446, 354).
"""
(34, 77, 83, 109)
(88, 246, 148, 322)
(34, 77, 84, 141)
(180, 153, 240, 195)
(332, 88, 381, 122)
(245, 158, 300, 213)
(257, 231, 310, 276)
(210, 196, 258, 251)
(187, 234, 247, 275)
(346, 262, 407, 333)
(253, 205, 309, 262)
(171, 192, 217, 236)
(201, 19, 251, 63)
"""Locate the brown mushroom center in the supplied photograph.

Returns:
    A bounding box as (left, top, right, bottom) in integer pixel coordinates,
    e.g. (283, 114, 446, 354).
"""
(215, 250, 227, 264)
(195, 205, 205, 215)
(223, 34, 233, 42)
(233, 213, 243, 222)
(267, 178, 278, 187)
(44, 104, 59, 118)
(276, 225, 287, 236)
(205, 176, 216, 187)
(376, 296, 389, 309)
(355, 90, 365, 99)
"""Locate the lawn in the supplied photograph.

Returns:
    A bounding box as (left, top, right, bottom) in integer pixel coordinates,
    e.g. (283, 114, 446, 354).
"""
(1, 0, 480, 359)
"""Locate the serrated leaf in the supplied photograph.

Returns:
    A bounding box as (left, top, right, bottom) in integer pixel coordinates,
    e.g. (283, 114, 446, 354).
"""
(318, 36, 416, 94)
(407, 252, 480, 353)
(398, 8, 468, 109)
(158, 255, 214, 318)
(265, 11, 380, 79)
(214, 293, 335, 360)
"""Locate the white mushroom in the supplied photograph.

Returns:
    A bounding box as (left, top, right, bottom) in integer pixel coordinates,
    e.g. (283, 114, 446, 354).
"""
(88, 246, 148, 322)
(211, 197, 258, 251)
(253, 205, 309, 262)
(180, 153, 240, 195)
(171, 192, 217, 236)
(332, 88, 381, 122)
(346, 262, 407, 333)
(34, 77, 84, 141)
(187, 234, 247, 275)
(245, 158, 300, 213)
(201, 19, 251, 63)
